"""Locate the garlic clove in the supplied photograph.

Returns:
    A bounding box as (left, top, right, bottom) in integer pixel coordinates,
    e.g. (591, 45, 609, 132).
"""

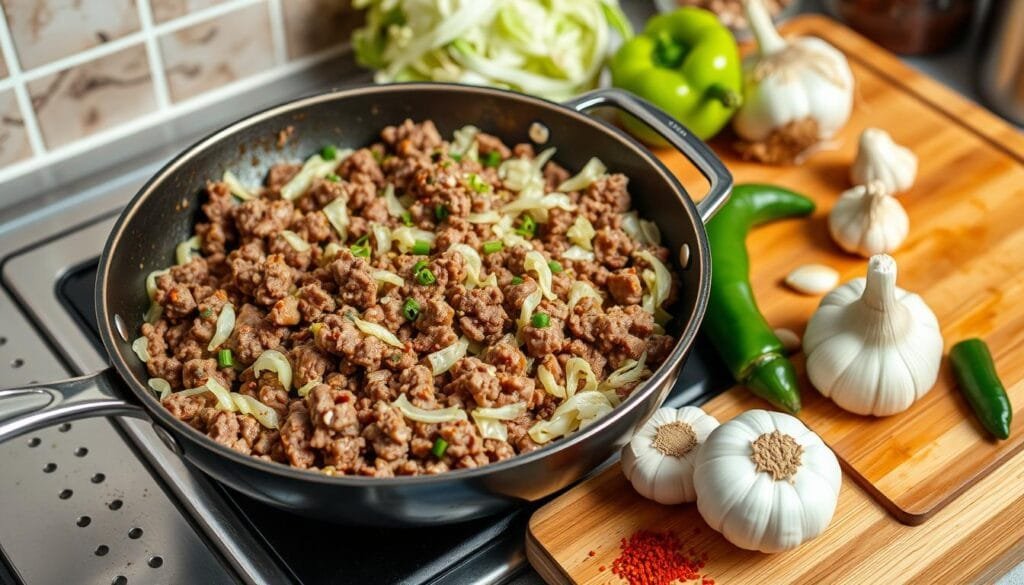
(850, 128, 917, 194)
(774, 328, 801, 353)
(785, 264, 840, 295)
(828, 182, 909, 257)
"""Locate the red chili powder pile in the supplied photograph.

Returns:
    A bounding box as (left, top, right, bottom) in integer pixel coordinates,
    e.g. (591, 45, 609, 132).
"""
(611, 530, 713, 585)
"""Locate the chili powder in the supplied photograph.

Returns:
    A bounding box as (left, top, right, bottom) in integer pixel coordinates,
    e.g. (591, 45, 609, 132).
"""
(611, 529, 711, 585)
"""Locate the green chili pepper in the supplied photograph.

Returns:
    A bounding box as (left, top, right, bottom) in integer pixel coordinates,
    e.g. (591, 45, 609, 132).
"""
(610, 8, 742, 144)
(950, 338, 1012, 440)
(704, 184, 815, 414)
(402, 298, 420, 321)
(416, 268, 436, 286)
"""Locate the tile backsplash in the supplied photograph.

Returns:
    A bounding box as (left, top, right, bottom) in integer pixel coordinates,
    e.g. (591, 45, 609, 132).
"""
(0, 0, 357, 181)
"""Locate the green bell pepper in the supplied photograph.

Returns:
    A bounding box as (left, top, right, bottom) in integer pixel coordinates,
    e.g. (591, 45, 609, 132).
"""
(610, 8, 742, 144)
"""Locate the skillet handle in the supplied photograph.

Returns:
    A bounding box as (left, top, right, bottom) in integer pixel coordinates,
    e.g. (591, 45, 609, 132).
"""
(563, 88, 733, 224)
(0, 369, 146, 443)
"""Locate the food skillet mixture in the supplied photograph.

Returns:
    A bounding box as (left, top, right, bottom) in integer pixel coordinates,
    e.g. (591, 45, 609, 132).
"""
(135, 120, 679, 477)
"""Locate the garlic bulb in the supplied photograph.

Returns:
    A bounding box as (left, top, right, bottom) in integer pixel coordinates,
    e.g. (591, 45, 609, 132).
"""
(829, 181, 909, 257)
(621, 406, 719, 505)
(693, 410, 841, 553)
(732, 0, 854, 164)
(803, 255, 943, 416)
(850, 128, 917, 194)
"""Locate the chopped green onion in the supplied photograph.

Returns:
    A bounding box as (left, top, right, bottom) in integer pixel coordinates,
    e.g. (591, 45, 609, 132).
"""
(511, 276, 524, 285)
(326, 173, 340, 182)
(434, 204, 450, 221)
(431, 437, 449, 458)
(200, 308, 214, 319)
(401, 211, 414, 227)
(321, 145, 338, 160)
(413, 259, 429, 274)
(402, 298, 421, 321)
(531, 312, 550, 328)
(515, 214, 536, 238)
(417, 268, 437, 286)
(466, 173, 491, 193)
(450, 153, 462, 162)
(350, 234, 371, 258)
(482, 240, 503, 255)
(482, 151, 501, 168)
(548, 260, 563, 273)
(217, 349, 234, 368)
(412, 240, 431, 255)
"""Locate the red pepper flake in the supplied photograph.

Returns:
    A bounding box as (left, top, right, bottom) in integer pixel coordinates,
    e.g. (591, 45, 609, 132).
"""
(588, 550, 596, 557)
(599, 566, 606, 572)
(611, 530, 710, 585)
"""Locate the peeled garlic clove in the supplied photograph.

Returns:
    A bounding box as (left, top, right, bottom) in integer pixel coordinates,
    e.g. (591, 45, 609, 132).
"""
(829, 182, 909, 257)
(850, 128, 917, 194)
(774, 328, 801, 353)
(785, 264, 840, 295)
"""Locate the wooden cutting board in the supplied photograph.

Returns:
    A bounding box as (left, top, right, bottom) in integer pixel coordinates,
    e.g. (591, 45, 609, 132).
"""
(527, 14, 1024, 584)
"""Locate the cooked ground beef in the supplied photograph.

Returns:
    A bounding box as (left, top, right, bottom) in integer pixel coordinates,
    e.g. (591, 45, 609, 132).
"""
(142, 120, 679, 477)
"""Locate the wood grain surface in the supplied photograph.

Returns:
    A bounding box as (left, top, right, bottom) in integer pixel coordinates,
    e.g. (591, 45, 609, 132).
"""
(527, 14, 1024, 584)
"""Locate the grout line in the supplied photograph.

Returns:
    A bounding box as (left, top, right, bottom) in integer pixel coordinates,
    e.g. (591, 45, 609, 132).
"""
(0, 3, 46, 156)
(137, 0, 173, 110)
(266, 0, 289, 66)
(14, 0, 262, 85)
(0, 44, 348, 185)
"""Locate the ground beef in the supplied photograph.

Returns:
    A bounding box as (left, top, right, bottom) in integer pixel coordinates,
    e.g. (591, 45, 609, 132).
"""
(145, 118, 680, 477)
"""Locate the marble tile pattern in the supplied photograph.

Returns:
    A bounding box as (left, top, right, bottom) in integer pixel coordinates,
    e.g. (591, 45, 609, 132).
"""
(2, 0, 141, 69)
(28, 44, 156, 148)
(150, 0, 227, 23)
(282, 0, 357, 59)
(0, 89, 31, 166)
(0, 0, 358, 173)
(160, 2, 275, 102)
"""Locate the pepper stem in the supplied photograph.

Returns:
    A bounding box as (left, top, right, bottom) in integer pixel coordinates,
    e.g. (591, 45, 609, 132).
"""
(705, 84, 742, 109)
(744, 0, 787, 56)
(861, 254, 899, 311)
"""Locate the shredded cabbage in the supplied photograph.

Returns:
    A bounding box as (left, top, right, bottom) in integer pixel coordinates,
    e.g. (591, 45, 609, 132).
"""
(566, 216, 596, 250)
(528, 390, 614, 444)
(296, 379, 321, 398)
(222, 170, 255, 200)
(500, 192, 574, 222)
(176, 235, 202, 265)
(565, 357, 598, 398)
(490, 215, 531, 249)
(280, 230, 311, 252)
(371, 269, 405, 288)
(517, 287, 543, 332)
(371, 223, 392, 257)
(144, 302, 163, 324)
(201, 378, 236, 412)
(466, 210, 501, 224)
(146, 269, 170, 300)
(471, 402, 526, 441)
(567, 281, 603, 311)
(280, 149, 352, 201)
(207, 303, 235, 351)
(427, 337, 469, 375)
(562, 245, 595, 262)
(252, 349, 293, 390)
(231, 392, 280, 429)
(448, 243, 491, 288)
(321, 242, 343, 263)
(499, 147, 556, 192)
(557, 157, 606, 192)
(450, 125, 480, 161)
(351, 314, 405, 348)
(132, 336, 150, 363)
(147, 378, 172, 401)
(352, 0, 630, 102)
(599, 352, 648, 402)
(523, 250, 555, 300)
(383, 184, 406, 217)
(391, 226, 437, 253)
(323, 197, 350, 239)
(621, 212, 662, 245)
(537, 364, 565, 399)
(637, 250, 672, 324)
(392, 394, 467, 423)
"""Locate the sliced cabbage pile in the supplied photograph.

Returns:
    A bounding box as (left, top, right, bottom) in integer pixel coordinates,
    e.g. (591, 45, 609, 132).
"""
(351, 0, 631, 101)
